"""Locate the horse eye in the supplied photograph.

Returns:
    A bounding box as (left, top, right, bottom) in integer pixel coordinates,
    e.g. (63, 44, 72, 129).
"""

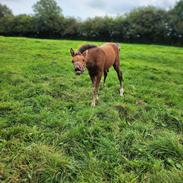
(72, 60, 74, 63)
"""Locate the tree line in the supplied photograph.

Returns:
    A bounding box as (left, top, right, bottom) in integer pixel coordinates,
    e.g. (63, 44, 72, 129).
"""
(0, 0, 183, 45)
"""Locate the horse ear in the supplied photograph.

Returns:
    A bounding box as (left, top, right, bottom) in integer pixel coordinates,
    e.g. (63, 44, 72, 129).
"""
(82, 50, 88, 57)
(70, 48, 75, 57)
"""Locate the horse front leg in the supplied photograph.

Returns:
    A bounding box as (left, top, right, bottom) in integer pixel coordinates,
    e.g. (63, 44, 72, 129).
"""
(89, 72, 95, 88)
(91, 72, 102, 107)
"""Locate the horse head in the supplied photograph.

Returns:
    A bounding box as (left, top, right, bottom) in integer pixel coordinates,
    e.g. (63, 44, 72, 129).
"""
(70, 48, 86, 75)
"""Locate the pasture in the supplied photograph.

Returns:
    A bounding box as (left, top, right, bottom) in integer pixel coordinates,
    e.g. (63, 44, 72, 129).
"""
(0, 36, 183, 182)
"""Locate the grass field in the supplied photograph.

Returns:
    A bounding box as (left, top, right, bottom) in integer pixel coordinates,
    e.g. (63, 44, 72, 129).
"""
(0, 36, 183, 183)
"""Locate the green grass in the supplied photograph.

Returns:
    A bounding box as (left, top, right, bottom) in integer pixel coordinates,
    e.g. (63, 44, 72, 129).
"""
(0, 36, 183, 183)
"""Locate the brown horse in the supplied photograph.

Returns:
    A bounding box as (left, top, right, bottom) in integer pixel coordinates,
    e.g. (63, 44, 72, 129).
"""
(70, 43, 124, 106)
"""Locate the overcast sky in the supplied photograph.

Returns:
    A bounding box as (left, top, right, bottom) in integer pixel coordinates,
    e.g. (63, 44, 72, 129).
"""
(1, 0, 178, 19)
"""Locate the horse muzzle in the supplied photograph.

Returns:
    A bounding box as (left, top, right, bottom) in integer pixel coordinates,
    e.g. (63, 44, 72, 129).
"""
(75, 67, 84, 75)
(73, 62, 85, 75)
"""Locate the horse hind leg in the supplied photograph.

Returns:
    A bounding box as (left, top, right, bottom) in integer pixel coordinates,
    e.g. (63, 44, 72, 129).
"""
(103, 69, 108, 84)
(113, 63, 124, 96)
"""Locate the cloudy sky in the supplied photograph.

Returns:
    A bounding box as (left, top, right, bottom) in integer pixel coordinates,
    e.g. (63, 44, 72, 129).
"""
(1, 0, 178, 19)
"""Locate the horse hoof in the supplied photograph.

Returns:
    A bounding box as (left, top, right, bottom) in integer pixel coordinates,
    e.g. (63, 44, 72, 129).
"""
(91, 102, 96, 107)
(120, 88, 124, 96)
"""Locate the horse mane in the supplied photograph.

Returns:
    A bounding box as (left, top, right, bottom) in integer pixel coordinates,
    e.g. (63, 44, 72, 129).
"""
(78, 44, 97, 54)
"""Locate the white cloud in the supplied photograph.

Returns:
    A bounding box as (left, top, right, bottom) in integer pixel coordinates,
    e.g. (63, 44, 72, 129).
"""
(0, 0, 178, 19)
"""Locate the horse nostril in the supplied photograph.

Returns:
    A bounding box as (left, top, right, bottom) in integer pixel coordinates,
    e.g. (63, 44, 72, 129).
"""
(75, 68, 80, 71)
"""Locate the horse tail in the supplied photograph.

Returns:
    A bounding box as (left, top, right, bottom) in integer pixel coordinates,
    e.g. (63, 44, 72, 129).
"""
(116, 43, 120, 51)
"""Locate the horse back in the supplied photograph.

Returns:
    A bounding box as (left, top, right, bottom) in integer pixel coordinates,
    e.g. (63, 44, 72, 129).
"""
(99, 43, 120, 70)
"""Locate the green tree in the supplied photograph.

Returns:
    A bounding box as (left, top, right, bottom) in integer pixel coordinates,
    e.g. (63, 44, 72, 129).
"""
(63, 17, 81, 38)
(12, 15, 35, 36)
(0, 16, 13, 35)
(0, 4, 13, 18)
(80, 18, 93, 39)
(169, 0, 183, 43)
(112, 16, 126, 41)
(81, 16, 114, 40)
(0, 4, 13, 35)
(92, 16, 114, 40)
(33, 0, 63, 37)
(125, 6, 169, 43)
(171, 0, 183, 18)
